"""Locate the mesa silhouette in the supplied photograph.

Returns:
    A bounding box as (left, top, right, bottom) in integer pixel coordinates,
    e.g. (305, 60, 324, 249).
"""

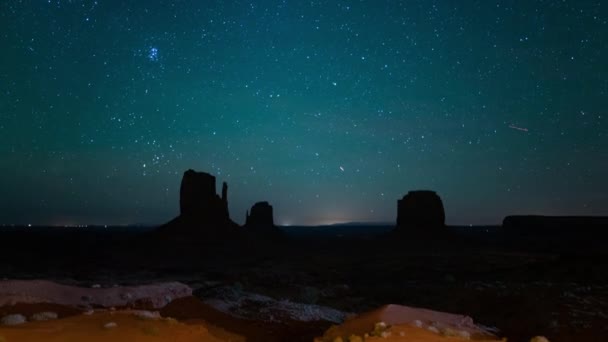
(155, 169, 608, 245)
(157, 169, 284, 239)
(155, 169, 456, 241)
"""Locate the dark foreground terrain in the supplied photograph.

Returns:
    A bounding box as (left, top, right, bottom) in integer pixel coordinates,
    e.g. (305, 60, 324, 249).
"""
(0, 225, 607, 342)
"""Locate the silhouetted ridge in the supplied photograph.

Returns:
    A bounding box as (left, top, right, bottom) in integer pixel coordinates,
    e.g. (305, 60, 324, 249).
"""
(395, 190, 445, 232)
(503, 215, 608, 233)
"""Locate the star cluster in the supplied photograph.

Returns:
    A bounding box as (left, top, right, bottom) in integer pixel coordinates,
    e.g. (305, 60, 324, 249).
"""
(0, 0, 606, 226)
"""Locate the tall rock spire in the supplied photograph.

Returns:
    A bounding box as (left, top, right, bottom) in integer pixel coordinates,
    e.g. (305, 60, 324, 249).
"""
(221, 181, 228, 213)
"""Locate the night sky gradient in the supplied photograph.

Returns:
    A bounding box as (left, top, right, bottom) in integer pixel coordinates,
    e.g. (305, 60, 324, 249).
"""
(1, 1, 607, 226)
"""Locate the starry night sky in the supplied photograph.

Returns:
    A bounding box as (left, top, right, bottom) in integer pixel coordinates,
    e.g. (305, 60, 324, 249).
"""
(1, 1, 607, 226)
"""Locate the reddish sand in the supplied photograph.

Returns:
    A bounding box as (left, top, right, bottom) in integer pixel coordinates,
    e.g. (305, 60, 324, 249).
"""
(0, 310, 237, 342)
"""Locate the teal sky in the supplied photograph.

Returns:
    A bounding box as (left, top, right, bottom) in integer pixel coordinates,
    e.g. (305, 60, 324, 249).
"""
(1, 0, 607, 226)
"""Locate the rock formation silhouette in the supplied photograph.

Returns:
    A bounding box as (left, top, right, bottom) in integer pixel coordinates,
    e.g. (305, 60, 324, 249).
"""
(245, 201, 275, 227)
(179, 170, 229, 220)
(244, 201, 283, 238)
(395, 190, 445, 232)
(158, 169, 238, 236)
(221, 181, 229, 217)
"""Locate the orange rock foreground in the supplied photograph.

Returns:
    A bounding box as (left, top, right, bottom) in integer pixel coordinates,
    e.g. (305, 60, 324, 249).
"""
(0, 306, 503, 342)
(317, 304, 503, 342)
(0, 307, 554, 342)
(0, 310, 241, 342)
(0, 280, 550, 341)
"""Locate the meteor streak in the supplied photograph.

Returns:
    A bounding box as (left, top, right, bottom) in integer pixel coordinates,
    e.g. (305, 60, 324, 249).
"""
(508, 124, 529, 132)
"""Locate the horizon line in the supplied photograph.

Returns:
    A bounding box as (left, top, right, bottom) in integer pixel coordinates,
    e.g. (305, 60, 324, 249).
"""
(0, 222, 506, 228)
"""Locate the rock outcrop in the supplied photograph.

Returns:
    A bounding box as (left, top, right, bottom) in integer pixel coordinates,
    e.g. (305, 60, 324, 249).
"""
(245, 202, 275, 227)
(316, 304, 500, 342)
(158, 169, 238, 236)
(395, 190, 445, 232)
(244, 201, 283, 238)
(0, 310, 232, 341)
(0, 280, 192, 309)
(179, 170, 229, 222)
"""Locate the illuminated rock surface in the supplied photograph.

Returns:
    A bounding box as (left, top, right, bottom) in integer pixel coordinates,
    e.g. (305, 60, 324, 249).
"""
(317, 304, 501, 342)
(0, 280, 553, 341)
(0, 310, 238, 342)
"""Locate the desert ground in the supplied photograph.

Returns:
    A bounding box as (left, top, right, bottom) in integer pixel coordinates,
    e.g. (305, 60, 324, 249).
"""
(0, 225, 606, 341)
